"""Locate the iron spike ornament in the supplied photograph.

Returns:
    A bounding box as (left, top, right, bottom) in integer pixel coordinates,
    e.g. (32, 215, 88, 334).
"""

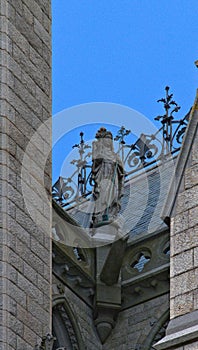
(52, 87, 189, 208)
(114, 125, 131, 144)
(155, 86, 181, 153)
(114, 125, 131, 162)
(71, 131, 92, 196)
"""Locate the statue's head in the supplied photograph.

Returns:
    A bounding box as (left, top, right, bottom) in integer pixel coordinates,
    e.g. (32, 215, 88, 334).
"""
(95, 127, 113, 150)
(95, 127, 113, 140)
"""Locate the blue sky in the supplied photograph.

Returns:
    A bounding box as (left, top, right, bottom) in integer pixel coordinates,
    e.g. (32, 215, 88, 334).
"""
(52, 0, 198, 182)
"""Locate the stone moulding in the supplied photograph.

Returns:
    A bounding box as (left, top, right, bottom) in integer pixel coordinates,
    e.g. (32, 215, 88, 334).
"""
(52, 295, 85, 350)
(154, 310, 198, 349)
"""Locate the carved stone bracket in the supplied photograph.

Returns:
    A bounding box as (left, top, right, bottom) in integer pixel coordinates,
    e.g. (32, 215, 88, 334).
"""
(93, 221, 129, 343)
(94, 244, 122, 343)
(34, 334, 56, 350)
(52, 241, 95, 307)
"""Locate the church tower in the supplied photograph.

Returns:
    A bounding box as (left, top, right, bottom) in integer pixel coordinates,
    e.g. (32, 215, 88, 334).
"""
(1, 1, 198, 349)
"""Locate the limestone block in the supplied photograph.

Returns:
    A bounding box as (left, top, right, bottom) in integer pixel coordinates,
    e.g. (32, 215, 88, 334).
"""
(22, 3, 34, 25)
(14, 77, 43, 116)
(17, 304, 42, 335)
(170, 293, 194, 318)
(193, 245, 198, 267)
(13, 44, 46, 92)
(9, 314, 24, 337)
(170, 270, 197, 298)
(35, 0, 51, 16)
(43, 11, 51, 32)
(0, 32, 12, 53)
(9, 21, 29, 55)
(192, 133, 198, 166)
(172, 212, 189, 235)
(185, 164, 198, 190)
(0, 15, 9, 34)
(8, 0, 23, 15)
(23, 0, 43, 23)
(7, 214, 30, 246)
(171, 228, 198, 256)
(170, 250, 193, 277)
(15, 11, 43, 54)
(23, 261, 37, 285)
(175, 186, 198, 214)
(7, 280, 27, 308)
(189, 206, 198, 228)
(23, 325, 37, 347)
(17, 337, 33, 350)
(30, 236, 50, 265)
(36, 84, 51, 111)
(34, 17, 51, 47)
(17, 273, 43, 301)
(184, 341, 198, 349)
(193, 289, 198, 311)
(16, 238, 44, 275)
(43, 42, 51, 65)
(21, 70, 36, 95)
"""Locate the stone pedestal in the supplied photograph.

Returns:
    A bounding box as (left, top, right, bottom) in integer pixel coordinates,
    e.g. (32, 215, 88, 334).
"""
(93, 218, 128, 344)
(94, 244, 122, 344)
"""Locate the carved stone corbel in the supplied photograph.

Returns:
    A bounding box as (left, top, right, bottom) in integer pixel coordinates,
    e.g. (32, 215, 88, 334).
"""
(94, 229, 128, 343)
(34, 334, 56, 350)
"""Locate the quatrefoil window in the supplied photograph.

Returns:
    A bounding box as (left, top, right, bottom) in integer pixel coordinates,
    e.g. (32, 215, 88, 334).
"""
(131, 252, 151, 272)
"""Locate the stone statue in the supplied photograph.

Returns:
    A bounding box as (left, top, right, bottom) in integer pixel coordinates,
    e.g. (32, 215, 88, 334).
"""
(91, 127, 124, 226)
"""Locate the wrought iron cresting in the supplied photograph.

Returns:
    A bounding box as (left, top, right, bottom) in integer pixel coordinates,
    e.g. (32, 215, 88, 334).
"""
(52, 87, 189, 208)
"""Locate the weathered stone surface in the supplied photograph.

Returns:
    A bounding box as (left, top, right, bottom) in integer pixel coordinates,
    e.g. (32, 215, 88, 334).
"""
(170, 293, 194, 318)
(170, 269, 198, 298)
(185, 164, 198, 190)
(191, 130, 198, 166)
(171, 227, 198, 256)
(189, 206, 198, 228)
(184, 341, 198, 349)
(170, 250, 193, 277)
(0, 1, 51, 348)
(175, 186, 198, 214)
(172, 212, 189, 234)
(53, 280, 169, 350)
(156, 108, 198, 350)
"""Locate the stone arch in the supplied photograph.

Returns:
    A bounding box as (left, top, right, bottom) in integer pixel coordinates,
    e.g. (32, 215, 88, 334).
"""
(52, 296, 85, 350)
(142, 309, 169, 350)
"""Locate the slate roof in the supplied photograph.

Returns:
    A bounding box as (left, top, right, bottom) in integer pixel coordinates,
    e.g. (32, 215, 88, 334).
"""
(66, 157, 176, 241)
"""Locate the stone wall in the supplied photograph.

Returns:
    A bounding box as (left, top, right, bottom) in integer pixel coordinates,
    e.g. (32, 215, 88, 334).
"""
(0, 0, 51, 349)
(103, 294, 169, 350)
(170, 126, 198, 320)
(53, 280, 169, 350)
